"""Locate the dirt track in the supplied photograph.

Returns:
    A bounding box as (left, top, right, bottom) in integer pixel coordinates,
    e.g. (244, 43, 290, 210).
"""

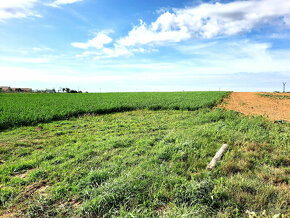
(221, 92, 290, 122)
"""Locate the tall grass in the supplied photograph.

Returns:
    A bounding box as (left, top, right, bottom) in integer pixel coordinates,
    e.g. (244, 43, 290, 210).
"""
(0, 109, 288, 217)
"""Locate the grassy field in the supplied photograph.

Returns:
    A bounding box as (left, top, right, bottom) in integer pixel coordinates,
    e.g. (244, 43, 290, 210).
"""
(259, 93, 290, 100)
(0, 92, 289, 217)
(0, 107, 289, 217)
(0, 92, 228, 130)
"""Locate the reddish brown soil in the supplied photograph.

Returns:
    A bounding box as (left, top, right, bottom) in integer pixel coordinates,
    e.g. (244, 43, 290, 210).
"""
(221, 92, 290, 122)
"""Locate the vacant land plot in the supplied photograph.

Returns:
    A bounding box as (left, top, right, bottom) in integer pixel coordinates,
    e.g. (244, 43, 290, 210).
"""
(221, 92, 290, 122)
(0, 108, 289, 217)
(0, 92, 228, 130)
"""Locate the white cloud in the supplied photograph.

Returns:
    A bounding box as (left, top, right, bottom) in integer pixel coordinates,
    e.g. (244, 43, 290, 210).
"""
(49, 0, 83, 8)
(175, 40, 290, 76)
(75, 51, 100, 58)
(72, 32, 113, 49)
(118, 19, 191, 47)
(0, 0, 84, 20)
(118, 0, 290, 47)
(76, 44, 157, 59)
(0, 0, 40, 20)
(71, 0, 290, 59)
(96, 45, 132, 59)
(76, 46, 132, 59)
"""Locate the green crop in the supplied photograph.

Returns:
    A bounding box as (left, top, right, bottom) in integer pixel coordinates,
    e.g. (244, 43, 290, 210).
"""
(259, 93, 290, 100)
(0, 92, 228, 130)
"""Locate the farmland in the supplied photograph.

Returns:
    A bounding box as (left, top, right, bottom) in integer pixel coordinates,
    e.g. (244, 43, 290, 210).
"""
(0, 92, 289, 217)
(0, 92, 228, 130)
(222, 92, 290, 122)
(259, 93, 290, 100)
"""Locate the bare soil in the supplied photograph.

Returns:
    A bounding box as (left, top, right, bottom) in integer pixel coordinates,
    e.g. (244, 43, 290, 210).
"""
(13, 169, 34, 179)
(24, 180, 49, 197)
(221, 92, 290, 122)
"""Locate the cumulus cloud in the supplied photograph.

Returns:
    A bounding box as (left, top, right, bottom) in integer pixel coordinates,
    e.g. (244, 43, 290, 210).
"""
(97, 45, 132, 59)
(73, 31, 150, 59)
(72, 32, 113, 49)
(49, 0, 83, 8)
(118, 19, 191, 47)
(71, 0, 290, 59)
(0, 0, 40, 20)
(118, 0, 290, 47)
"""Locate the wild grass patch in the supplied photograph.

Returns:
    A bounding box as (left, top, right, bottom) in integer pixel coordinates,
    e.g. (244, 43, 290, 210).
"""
(0, 109, 289, 217)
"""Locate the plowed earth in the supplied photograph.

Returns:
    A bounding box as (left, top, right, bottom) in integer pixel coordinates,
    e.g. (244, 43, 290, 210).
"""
(221, 92, 290, 122)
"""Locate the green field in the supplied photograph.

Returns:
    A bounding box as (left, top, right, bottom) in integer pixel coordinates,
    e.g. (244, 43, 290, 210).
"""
(259, 93, 290, 100)
(0, 92, 289, 217)
(0, 92, 228, 130)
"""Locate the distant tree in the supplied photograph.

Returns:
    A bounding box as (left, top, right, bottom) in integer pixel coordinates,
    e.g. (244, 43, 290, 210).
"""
(15, 88, 23, 92)
(0, 88, 2, 93)
(59, 87, 83, 93)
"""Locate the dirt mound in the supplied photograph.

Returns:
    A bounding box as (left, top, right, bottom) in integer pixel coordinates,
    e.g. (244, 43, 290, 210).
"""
(221, 92, 290, 122)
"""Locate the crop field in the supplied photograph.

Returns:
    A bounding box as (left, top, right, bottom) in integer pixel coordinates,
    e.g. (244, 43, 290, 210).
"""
(0, 92, 289, 217)
(259, 93, 290, 100)
(0, 92, 228, 131)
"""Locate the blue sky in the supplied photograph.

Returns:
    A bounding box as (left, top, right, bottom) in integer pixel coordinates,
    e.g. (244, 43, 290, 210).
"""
(0, 0, 290, 92)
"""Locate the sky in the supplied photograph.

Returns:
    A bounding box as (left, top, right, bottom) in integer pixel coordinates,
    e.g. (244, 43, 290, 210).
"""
(0, 0, 290, 92)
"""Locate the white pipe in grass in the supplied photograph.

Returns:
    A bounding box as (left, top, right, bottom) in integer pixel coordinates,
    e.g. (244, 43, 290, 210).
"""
(207, 144, 228, 170)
